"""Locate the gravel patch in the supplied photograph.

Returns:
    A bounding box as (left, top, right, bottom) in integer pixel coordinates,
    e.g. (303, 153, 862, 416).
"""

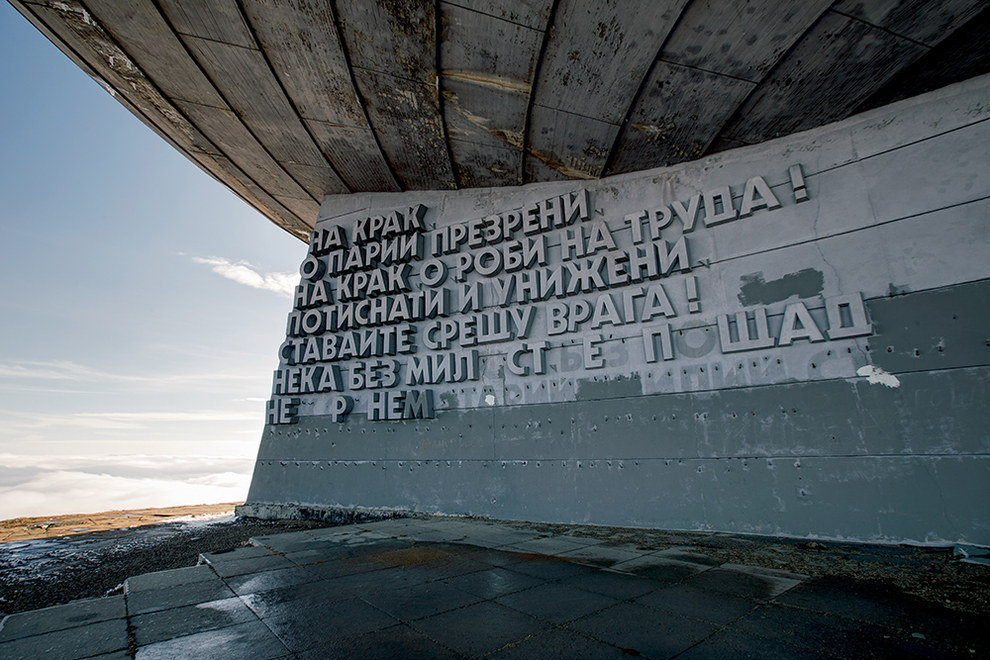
(0, 516, 336, 617)
(495, 519, 990, 616)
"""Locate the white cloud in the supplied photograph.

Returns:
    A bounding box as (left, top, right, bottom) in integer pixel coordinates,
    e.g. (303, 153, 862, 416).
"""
(0, 359, 264, 392)
(0, 409, 260, 432)
(0, 469, 250, 520)
(0, 453, 256, 519)
(72, 411, 258, 422)
(0, 360, 113, 381)
(192, 256, 298, 297)
(0, 452, 254, 475)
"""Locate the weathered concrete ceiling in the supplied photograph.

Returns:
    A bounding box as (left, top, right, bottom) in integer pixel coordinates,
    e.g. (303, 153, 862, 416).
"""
(12, 0, 989, 240)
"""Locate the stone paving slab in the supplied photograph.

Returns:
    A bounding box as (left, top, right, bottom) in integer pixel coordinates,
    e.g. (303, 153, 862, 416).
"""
(1, 515, 985, 658)
(568, 600, 719, 658)
(0, 594, 125, 641)
(135, 619, 289, 659)
(610, 554, 713, 583)
(686, 564, 804, 600)
(131, 596, 256, 646)
(635, 583, 758, 625)
(295, 622, 460, 659)
(495, 582, 619, 624)
(411, 601, 551, 657)
(125, 564, 216, 592)
(126, 579, 236, 616)
(0, 617, 128, 659)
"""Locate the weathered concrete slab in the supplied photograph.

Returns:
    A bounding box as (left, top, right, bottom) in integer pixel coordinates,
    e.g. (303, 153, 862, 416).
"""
(607, 61, 756, 173)
(525, 0, 687, 178)
(660, 0, 832, 82)
(335, 1, 457, 190)
(241, 0, 400, 192)
(440, 2, 540, 187)
(0, 596, 125, 641)
(718, 12, 926, 144)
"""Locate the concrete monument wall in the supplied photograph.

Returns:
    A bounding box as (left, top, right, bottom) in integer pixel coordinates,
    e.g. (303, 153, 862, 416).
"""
(243, 75, 990, 545)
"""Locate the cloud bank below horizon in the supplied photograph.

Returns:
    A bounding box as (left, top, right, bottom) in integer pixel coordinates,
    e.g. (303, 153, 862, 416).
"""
(0, 453, 253, 520)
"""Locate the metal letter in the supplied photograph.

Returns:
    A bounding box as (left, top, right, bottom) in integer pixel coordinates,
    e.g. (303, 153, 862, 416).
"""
(703, 186, 738, 227)
(739, 176, 781, 218)
(778, 302, 826, 346)
(825, 292, 873, 339)
(583, 335, 605, 369)
(642, 324, 674, 362)
(717, 308, 775, 353)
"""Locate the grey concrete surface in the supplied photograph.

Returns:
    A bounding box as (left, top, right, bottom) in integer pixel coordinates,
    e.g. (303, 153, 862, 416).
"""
(248, 71, 990, 546)
(1, 517, 984, 659)
(13, 2, 989, 238)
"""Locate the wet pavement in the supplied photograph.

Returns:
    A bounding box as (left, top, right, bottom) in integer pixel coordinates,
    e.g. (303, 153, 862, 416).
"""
(0, 517, 985, 658)
(0, 516, 337, 616)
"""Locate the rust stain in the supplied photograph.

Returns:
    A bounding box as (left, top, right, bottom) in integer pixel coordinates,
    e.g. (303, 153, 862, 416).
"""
(443, 71, 530, 94)
(446, 90, 596, 180)
(443, 91, 592, 179)
(443, 90, 524, 149)
(490, 129, 524, 149)
(349, 545, 455, 566)
(526, 147, 598, 180)
(632, 123, 669, 137)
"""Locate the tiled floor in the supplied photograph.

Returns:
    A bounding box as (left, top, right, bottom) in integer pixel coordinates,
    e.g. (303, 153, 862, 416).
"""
(0, 517, 981, 658)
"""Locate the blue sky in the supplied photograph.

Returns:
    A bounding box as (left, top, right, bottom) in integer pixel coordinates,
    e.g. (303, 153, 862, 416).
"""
(0, 3, 307, 519)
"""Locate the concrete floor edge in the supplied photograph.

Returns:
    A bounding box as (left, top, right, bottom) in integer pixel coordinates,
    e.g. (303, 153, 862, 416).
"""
(235, 502, 989, 550)
(2, 516, 986, 659)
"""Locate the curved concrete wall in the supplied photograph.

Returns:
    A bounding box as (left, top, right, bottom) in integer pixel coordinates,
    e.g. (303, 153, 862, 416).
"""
(246, 75, 990, 545)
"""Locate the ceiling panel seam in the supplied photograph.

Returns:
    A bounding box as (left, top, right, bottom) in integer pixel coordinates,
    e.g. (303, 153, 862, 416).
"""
(145, 0, 321, 205)
(520, 0, 561, 185)
(349, 65, 445, 89)
(164, 98, 233, 113)
(533, 102, 620, 125)
(234, 0, 351, 195)
(439, 0, 545, 32)
(449, 134, 519, 148)
(655, 57, 759, 85)
(328, 0, 403, 192)
(829, 9, 935, 49)
(599, 0, 694, 177)
(448, 136, 519, 152)
(708, 5, 954, 149)
(171, 31, 258, 51)
(851, 6, 990, 116)
(303, 117, 378, 132)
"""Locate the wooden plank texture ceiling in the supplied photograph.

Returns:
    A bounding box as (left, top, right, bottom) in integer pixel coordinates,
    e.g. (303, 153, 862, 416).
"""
(11, 0, 990, 240)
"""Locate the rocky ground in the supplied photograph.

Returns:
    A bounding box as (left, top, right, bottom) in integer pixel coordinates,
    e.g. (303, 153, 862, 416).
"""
(0, 503, 243, 543)
(501, 519, 990, 616)
(0, 514, 336, 617)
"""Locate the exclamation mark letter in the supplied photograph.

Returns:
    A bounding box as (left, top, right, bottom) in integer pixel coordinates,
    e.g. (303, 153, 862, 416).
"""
(686, 276, 700, 313)
(789, 164, 809, 202)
